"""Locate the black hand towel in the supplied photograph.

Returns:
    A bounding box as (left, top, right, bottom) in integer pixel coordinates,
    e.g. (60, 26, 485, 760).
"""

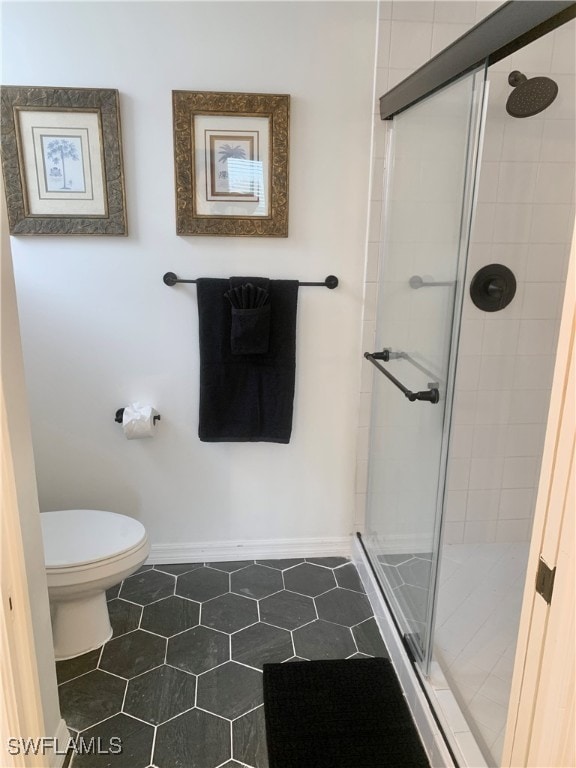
(225, 277, 271, 355)
(196, 277, 299, 443)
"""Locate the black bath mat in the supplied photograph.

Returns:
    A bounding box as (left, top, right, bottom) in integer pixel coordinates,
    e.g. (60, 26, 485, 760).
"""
(263, 658, 429, 768)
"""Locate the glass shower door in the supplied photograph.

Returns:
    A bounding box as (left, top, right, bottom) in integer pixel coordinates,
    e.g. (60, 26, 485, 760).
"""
(363, 68, 486, 668)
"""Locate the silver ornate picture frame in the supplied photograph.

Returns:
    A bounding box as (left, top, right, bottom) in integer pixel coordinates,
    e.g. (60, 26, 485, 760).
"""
(1, 86, 127, 235)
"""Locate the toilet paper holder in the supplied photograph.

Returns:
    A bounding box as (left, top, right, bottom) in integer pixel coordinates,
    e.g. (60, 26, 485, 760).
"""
(115, 408, 161, 424)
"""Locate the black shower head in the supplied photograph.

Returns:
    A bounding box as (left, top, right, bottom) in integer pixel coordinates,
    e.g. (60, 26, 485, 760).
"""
(506, 71, 558, 118)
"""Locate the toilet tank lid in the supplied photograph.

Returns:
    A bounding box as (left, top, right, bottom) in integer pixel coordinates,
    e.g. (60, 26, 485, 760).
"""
(41, 510, 147, 567)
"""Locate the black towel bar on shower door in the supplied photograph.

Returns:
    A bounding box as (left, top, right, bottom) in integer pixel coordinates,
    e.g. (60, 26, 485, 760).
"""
(364, 351, 440, 404)
(163, 272, 339, 289)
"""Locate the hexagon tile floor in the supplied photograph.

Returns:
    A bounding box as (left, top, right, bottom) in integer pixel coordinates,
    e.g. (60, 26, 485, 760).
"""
(57, 558, 388, 768)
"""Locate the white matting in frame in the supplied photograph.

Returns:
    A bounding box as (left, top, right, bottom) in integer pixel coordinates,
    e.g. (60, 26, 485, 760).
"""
(194, 114, 270, 218)
(17, 109, 107, 217)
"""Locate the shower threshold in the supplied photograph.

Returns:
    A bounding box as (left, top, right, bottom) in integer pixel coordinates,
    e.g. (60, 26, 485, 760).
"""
(353, 535, 489, 768)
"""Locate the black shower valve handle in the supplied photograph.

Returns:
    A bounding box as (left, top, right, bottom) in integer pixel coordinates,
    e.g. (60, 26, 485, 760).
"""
(470, 264, 516, 312)
(485, 278, 505, 299)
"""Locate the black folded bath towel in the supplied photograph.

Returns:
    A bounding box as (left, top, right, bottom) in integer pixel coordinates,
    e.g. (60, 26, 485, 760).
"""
(196, 277, 299, 443)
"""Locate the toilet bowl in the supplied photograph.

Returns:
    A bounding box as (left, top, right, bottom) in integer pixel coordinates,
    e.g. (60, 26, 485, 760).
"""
(41, 510, 149, 660)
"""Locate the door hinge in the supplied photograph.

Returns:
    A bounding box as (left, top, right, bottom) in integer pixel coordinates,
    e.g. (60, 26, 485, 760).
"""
(535, 556, 556, 605)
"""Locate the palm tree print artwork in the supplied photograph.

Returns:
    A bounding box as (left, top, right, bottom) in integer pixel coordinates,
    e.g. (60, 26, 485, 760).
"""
(209, 133, 258, 199)
(218, 144, 247, 163)
(42, 136, 85, 192)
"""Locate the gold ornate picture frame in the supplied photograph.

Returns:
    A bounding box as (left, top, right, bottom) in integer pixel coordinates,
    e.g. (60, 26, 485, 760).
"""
(0, 86, 127, 235)
(173, 91, 289, 237)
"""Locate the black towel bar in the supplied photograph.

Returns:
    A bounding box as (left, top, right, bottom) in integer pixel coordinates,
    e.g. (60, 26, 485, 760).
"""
(380, 348, 440, 384)
(163, 272, 338, 289)
(364, 351, 440, 404)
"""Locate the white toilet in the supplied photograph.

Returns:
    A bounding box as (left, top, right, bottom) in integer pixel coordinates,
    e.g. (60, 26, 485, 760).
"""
(41, 510, 150, 660)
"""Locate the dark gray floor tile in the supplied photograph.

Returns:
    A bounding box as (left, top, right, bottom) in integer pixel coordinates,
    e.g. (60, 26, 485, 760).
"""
(56, 648, 100, 685)
(334, 563, 366, 593)
(140, 595, 199, 637)
(315, 587, 373, 627)
(306, 557, 349, 568)
(108, 599, 142, 638)
(206, 561, 254, 572)
(292, 619, 355, 660)
(397, 556, 432, 590)
(202, 592, 258, 634)
(283, 563, 336, 597)
(71, 713, 153, 768)
(352, 617, 388, 658)
(232, 623, 293, 670)
(154, 709, 230, 768)
(134, 564, 154, 574)
(259, 590, 316, 630)
(99, 630, 166, 679)
(394, 583, 429, 621)
(166, 625, 229, 674)
(119, 570, 175, 606)
(233, 705, 268, 768)
(380, 563, 405, 589)
(348, 652, 372, 659)
(154, 563, 203, 575)
(218, 763, 250, 767)
(255, 559, 303, 570)
(284, 656, 308, 662)
(231, 565, 283, 600)
(378, 553, 414, 566)
(197, 662, 262, 720)
(124, 665, 196, 725)
(176, 566, 229, 602)
(59, 669, 125, 731)
(106, 583, 120, 601)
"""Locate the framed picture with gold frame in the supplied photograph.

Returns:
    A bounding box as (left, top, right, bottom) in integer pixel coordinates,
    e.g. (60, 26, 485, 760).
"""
(0, 86, 127, 235)
(173, 90, 289, 237)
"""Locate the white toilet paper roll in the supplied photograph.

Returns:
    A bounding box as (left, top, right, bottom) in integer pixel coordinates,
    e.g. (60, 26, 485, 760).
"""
(122, 403, 158, 439)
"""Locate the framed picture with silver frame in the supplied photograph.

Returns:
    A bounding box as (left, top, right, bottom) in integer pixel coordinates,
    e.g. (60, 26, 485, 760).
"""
(0, 85, 127, 235)
(173, 90, 289, 237)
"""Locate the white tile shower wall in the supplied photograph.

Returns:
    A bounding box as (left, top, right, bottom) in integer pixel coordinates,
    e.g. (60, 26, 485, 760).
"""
(448, 19, 576, 545)
(357, 1, 489, 530)
(359, 5, 575, 547)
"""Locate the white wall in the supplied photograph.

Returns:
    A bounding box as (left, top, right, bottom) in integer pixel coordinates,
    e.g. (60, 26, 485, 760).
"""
(2, 2, 377, 548)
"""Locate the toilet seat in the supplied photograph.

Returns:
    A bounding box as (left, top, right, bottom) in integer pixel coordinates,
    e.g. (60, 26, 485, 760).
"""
(41, 509, 147, 569)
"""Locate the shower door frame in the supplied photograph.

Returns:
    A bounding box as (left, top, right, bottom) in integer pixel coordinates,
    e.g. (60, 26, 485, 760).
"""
(361, 64, 488, 675)
(418, 72, 489, 671)
(379, 1, 576, 121)
(359, 3, 576, 765)
(364, 0, 576, 681)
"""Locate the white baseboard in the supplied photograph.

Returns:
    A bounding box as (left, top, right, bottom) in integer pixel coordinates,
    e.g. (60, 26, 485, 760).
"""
(49, 718, 70, 768)
(352, 535, 457, 768)
(147, 535, 353, 564)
